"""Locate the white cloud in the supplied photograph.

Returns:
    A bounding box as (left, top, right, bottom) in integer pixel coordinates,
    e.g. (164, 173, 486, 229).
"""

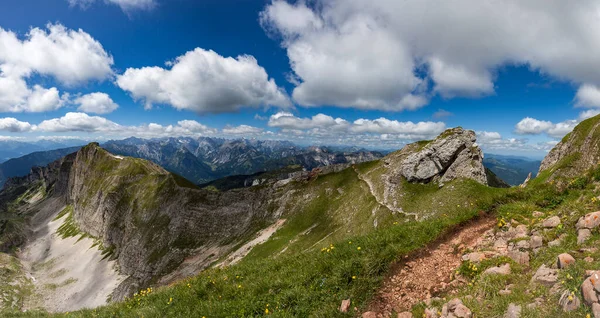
(222, 125, 264, 135)
(0, 118, 33, 132)
(116, 48, 291, 114)
(575, 84, 600, 108)
(515, 117, 578, 138)
(37, 112, 122, 133)
(76, 92, 119, 114)
(68, 0, 155, 12)
(12, 113, 218, 139)
(476, 131, 502, 142)
(261, 0, 600, 110)
(0, 24, 113, 85)
(579, 109, 600, 120)
(350, 118, 445, 135)
(0, 24, 113, 113)
(515, 118, 554, 135)
(267, 112, 445, 141)
(268, 112, 348, 130)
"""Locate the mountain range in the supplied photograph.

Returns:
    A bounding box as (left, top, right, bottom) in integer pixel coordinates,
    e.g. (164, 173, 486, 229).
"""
(0, 137, 384, 188)
(482, 153, 541, 185)
(1, 119, 599, 316)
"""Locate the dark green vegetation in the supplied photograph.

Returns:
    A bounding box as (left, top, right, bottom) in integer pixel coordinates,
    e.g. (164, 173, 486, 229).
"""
(483, 154, 541, 186)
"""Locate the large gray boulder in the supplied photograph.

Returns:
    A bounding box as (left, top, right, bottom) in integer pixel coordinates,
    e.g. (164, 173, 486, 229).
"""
(397, 128, 487, 185)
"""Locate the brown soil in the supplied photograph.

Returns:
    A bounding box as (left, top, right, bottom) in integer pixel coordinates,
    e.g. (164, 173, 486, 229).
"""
(368, 216, 495, 316)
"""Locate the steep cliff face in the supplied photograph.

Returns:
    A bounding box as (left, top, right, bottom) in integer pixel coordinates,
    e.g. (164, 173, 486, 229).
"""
(2, 143, 278, 300)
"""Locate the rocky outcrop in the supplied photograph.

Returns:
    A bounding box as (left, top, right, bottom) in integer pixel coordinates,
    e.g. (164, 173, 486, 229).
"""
(539, 114, 600, 179)
(389, 128, 487, 185)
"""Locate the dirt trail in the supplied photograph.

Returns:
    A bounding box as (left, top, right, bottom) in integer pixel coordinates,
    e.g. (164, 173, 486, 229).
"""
(368, 216, 495, 315)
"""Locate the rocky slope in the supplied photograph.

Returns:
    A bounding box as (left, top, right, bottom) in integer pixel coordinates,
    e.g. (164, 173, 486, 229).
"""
(539, 114, 600, 180)
(0, 128, 494, 313)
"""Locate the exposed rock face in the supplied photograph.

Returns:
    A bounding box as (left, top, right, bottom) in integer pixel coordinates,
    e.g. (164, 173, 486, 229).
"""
(539, 114, 600, 179)
(388, 128, 488, 185)
(2, 143, 283, 301)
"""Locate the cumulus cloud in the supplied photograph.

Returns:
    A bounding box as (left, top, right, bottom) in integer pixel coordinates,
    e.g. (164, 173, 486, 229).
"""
(116, 48, 291, 114)
(37, 112, 122, 133)
(575, 84, 600, 108)
(0, 24, 113, 112)
(579, 109, 600, 120)
(515, 117, 578, 138)
(222, 125, 264, 135)
(261, 0, 600, 110)
(268, 112, 348, 130)
(68, 0, 155, 12)
(75, 92, 119, 114)
(0, 24, 113, 85)
(476, 130, 554, 153)
(0, 118, 33, 132)
(4, 113, 222, 139)
(267, 112, 445, 140)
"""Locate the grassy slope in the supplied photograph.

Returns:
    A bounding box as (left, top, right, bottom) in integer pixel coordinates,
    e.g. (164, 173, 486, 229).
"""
(408, 162, 600, 317)
(0, 157, 509, 317)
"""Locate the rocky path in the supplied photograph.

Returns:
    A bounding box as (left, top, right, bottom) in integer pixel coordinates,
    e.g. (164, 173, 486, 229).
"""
(367, 216, 495, 316)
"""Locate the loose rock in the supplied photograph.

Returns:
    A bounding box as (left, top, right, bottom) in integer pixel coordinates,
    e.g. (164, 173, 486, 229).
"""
(559, 290, 581, 311)
(397, 312, 413, 318)
(577, 211, 600, 229)
(504, 303, 521, 318)
(578, 229, 592, 245)
(340, 299, 351, 313)
(557, 253, 576, 269)
(508, 251, 530, 266)
(581, 274, 599, 305)
(462, 252, 485, 263)
(483, 263, 511, 276)
(362, 312, 377, 318)
(532, 211, 545, 217)
(531, 265, 558, 287)
(593, 303, 600, 318)
(542, 216, 561, 228)
(530, 235, 543, 249)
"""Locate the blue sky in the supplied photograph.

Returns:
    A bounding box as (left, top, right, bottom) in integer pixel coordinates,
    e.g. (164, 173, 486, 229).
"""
(1, 0, 599, 158)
